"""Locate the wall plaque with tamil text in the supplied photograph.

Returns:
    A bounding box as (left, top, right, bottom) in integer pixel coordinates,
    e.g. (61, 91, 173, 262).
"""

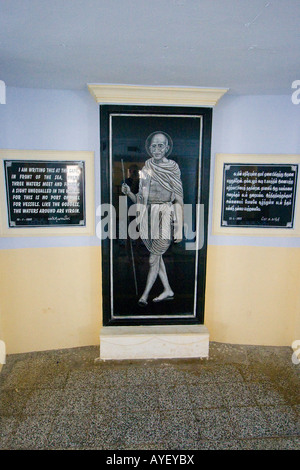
(221, 164, 298, 228)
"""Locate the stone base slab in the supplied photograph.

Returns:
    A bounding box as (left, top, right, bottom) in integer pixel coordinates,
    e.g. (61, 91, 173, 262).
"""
(99, 325, 209, 360)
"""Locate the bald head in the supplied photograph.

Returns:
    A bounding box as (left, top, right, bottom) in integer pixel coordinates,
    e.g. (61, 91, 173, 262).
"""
(149, 133, 170, 161)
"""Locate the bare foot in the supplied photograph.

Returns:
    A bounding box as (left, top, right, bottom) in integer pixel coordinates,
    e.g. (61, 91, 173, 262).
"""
(138, 297, 148, 307)
(153, 290, 174, 303)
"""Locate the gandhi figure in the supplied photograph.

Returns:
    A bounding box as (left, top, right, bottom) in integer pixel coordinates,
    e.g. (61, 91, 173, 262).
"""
(122, 131, 183, 306)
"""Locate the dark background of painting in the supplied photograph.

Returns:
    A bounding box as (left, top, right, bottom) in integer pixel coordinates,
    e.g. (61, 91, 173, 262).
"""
(100, 106, 212, 326)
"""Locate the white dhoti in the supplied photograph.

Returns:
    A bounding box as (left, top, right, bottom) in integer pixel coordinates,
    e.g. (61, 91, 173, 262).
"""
(137, 157, 183, 256)
(139, 202, 174, 256)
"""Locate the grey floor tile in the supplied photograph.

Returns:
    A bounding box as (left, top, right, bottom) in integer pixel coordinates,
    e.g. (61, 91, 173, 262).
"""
(180, 365, 216, 384)
(58, 388, 94, 414)
(127, 365, 157, 386)
(239, 437, 300, 450)
(239, 365, 273, 383)
(35, 370, 70, 390)
(60, 345, 99, 363)
(164, 439, 201, 450)
(47, 412, 91, 449)
(246, 345, 282, 366)
(129, 440, 200, 450)
(125, 410, 161, 446)
(86, 410, 127, 448)
(1, 344, 299, 450)
(65, 369, 101, 390)
(0, 416, 19, 449)
(194, 368, 219, 384)
(8, 414, 54, 450)
(0, 361, 39, 390)
(261, 405, 299, 437)
(275, 375, 300, 405)
(220, 382, 257, 407)
(96, 368, 128, 388)
(156, 365, 195, 385)
(272, 347, 297, 365)
(197, 439, 242, 450)
(0, 388, 32, 416)
(194, 408, 236, 441)
(24, 388, 64, 415)
(248, 382, 289, 406)
(42, 346, 98, 370)
(229, 406, 273, 438)
(126, 385, 159, 412)
(208, 342, 249, 365)
(177, 364, 217, 385)
(160, 409, 199, 445)
(126, 441, 171, 450)
(206, 364, 244, 383)
(158, 384, 192, 411)
(93, 386, 127, 412)
(188, 383, 226, 409)
(294, 404, 300, 416)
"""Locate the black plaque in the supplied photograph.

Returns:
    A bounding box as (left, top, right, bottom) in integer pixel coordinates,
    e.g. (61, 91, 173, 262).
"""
(221, 164, 298, 228)
(4, 160, 85, 227)
(100, 105, 212, 326)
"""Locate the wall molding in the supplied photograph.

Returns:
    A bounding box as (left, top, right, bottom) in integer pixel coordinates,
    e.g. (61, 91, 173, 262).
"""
(87, 84, 228, 107)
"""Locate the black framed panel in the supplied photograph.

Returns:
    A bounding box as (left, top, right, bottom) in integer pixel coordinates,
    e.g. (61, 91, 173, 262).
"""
(221, 163, 298, 228)
(4, 160, 85, 227)
(100, 105, 212, 326)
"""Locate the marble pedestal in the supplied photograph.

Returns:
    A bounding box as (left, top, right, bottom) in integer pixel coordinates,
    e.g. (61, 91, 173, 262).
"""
(99, 325, 209, 360)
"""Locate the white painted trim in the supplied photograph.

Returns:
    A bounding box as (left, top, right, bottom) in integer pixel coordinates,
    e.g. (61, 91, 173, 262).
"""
(88, 84, 228, 107)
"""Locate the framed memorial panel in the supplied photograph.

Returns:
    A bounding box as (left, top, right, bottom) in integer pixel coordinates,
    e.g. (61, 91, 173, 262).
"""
(212, 154, 300, 237)
(100, 105, 212, 326)
(221, 163, 298, 228)
(0, 150, 95, 237)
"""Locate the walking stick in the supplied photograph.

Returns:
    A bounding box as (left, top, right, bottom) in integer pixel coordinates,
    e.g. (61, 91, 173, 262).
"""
(121, 159, 138, 296)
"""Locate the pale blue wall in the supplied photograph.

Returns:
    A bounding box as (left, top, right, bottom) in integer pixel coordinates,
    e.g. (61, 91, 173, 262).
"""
(210, 94, 300, 247)
(0, 87, 299, 249)
(0, 86, 101, 249)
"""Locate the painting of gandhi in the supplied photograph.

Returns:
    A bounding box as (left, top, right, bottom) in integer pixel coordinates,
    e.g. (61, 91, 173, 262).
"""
(122, 131, 184, 307)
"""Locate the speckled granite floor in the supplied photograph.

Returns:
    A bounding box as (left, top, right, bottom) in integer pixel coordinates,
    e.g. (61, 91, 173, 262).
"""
(0, 342, 299, 450)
